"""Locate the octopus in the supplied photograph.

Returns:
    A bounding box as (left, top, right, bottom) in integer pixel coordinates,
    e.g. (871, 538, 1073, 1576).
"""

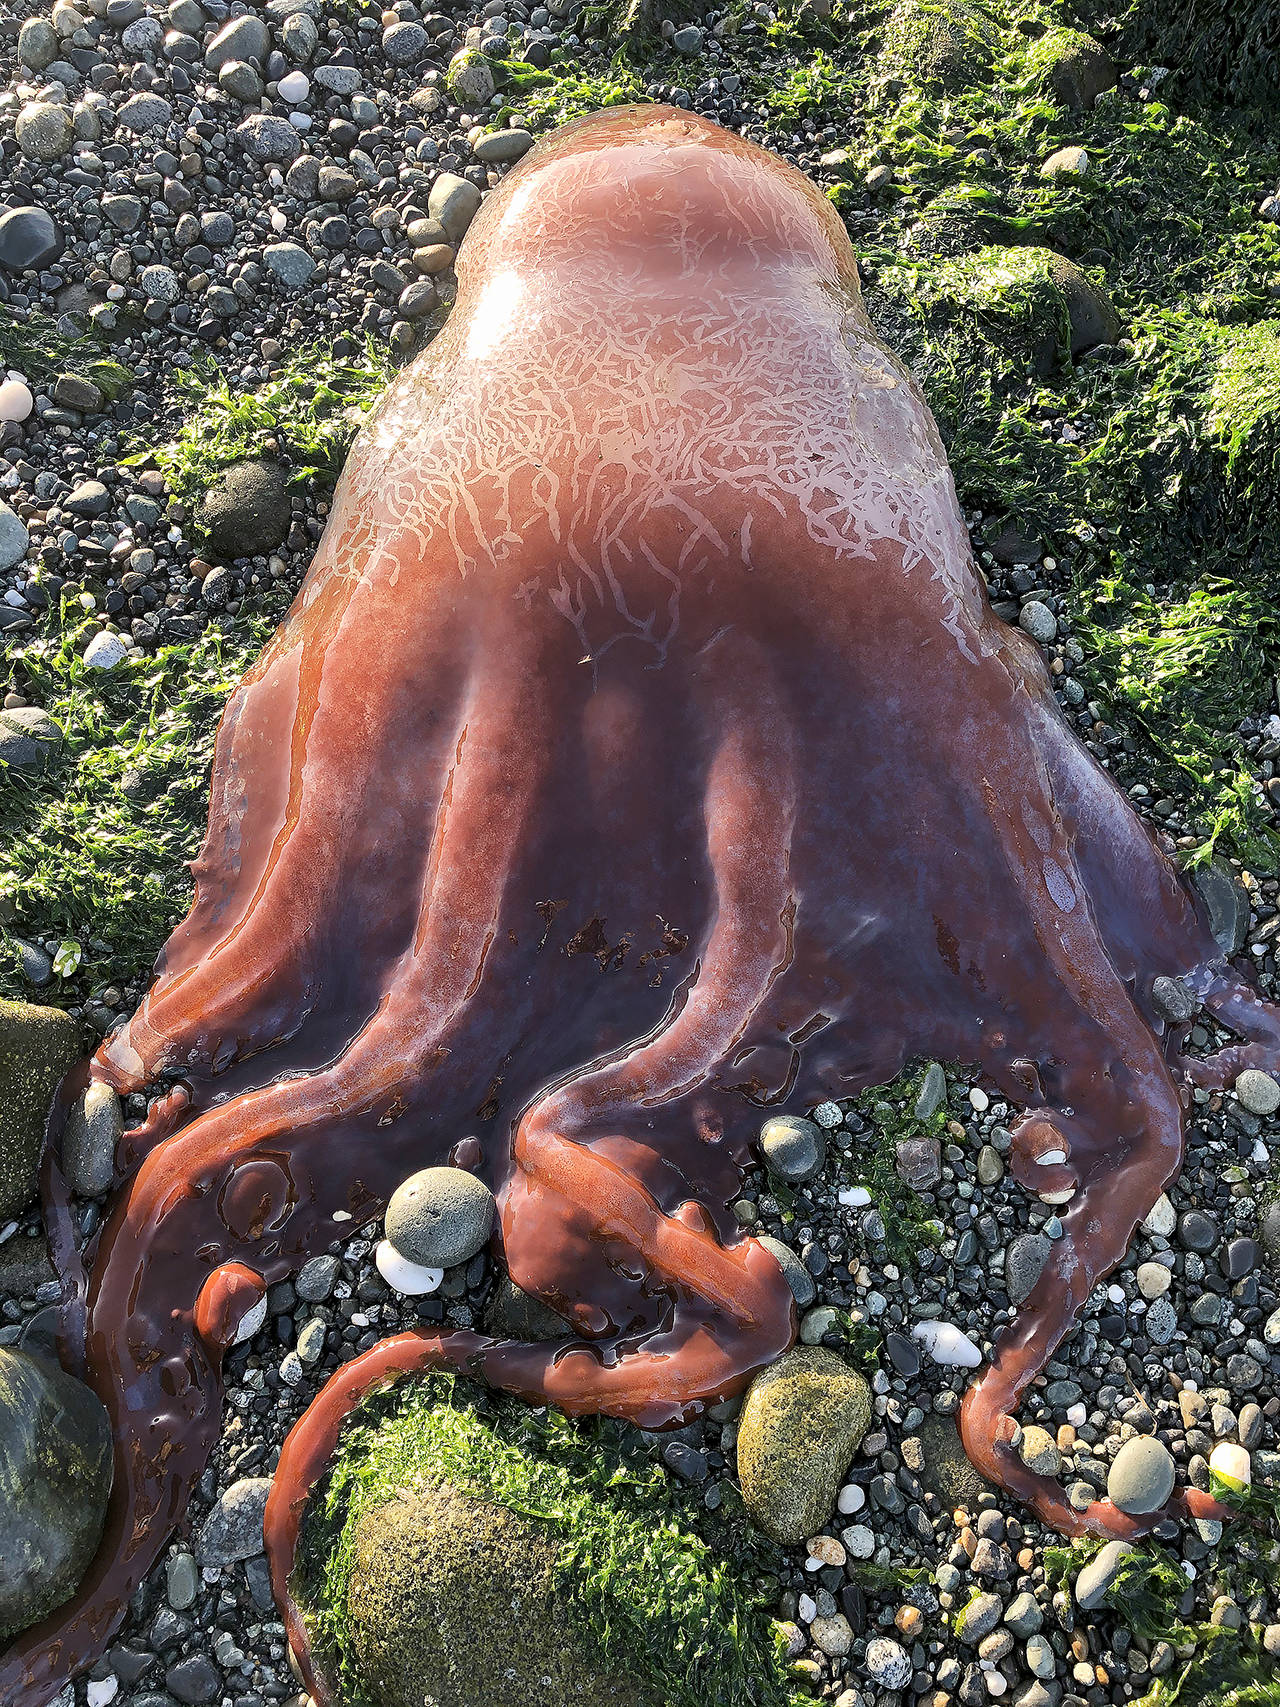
(2, 102, 1267, 1707)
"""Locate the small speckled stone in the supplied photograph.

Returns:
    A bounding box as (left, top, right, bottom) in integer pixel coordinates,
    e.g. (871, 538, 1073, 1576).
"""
(1018, 600, 1057, 643)
(1235, 1069, 1280, 1116)
(1144, 1296, 1178, 1344)
(1136, 1261, 1172, 1299)
(1017, 1425, 1061, 1477)
(1006, 1232, 1050, 1305)
(1151, 975, 1197, 1024)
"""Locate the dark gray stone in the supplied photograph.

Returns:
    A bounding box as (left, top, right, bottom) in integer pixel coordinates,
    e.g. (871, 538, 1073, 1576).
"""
(1192, 860, 1249, 957)
(0, 707, 61, 771)
(200, 459, 291, 559)
(198, 1477, 271, 1566)
(0, 207, 62, 272)
(0, 1348, 113, 1644)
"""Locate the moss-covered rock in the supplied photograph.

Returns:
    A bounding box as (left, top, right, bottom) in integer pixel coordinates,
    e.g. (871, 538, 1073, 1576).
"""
(199, 457, 291, 560)
(0, 1347, 113, 1644)
(736, 1347, 871, 1545)
(1025, 26, 1117, 110)
(0, 1000, 80, 1218)
(880, 0, 1002, 90)
(347, 1487, 656, 1707)
(915, 1416, 991, 1507)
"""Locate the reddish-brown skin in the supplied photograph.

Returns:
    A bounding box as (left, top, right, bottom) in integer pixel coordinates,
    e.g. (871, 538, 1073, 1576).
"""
(2, 103, 1263, 1704)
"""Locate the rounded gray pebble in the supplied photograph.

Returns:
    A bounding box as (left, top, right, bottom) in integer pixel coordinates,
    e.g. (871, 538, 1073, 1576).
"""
(757, 1114, 824, 1182)
(1235, 1068, 1280, 1116)
(756, 1234, 816, 1306)
(1107, 1436, 1175, 1515)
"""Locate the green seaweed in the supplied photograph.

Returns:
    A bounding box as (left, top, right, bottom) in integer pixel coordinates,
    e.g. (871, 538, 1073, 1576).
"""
(0, 610, 265, 1000)
(0, 308, 132, 400)
(122, 339, 396, 519)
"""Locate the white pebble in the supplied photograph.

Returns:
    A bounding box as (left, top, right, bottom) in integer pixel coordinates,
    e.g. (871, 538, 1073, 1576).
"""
(0, 378, 34, 422)
(270, 209, 288, 232)
(1036, 1148, 1067, 1165)
(288, 111, 311, 130)
(277, 70, 310, 102)
(87, 1679, 118, 1707)
(837, 1483, 865, 1515)
(838, 1185, 872, 1207)
(1142, 1193, 1176, 1237)
(375, 1238, 443, 1295)
(911, 1319, 982, 1367)
(797, 1592, 817, 1623)
(233, 1294, 267, 1344)
(1066, 1403, 1087, 1426)
(1209, 1441, 1251, 1490)
(82, 630, 128, 670)
(840, 1523, 875, 1558)
(969, 1086, 989, 1112)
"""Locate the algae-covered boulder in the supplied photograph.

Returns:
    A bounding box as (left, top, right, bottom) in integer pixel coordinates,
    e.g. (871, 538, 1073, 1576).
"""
(736, 1346, 871, 1544)
(0, 1347, 113, 1643)
(304, 1372, 797, 1707)
(881, 0, 1002, 90)
(347, 1488, 656, 1707)
(0, 1000, 80, 1218)
(869, 245, 1120, 388)
(1025, 26, 1117, 110)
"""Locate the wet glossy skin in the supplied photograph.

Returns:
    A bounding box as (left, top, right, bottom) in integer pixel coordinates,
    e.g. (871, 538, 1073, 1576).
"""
(4, 103, 1266, 1704)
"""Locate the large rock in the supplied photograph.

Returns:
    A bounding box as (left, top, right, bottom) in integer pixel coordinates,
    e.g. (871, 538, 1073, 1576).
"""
(736, 1347, 871, 1543)
(0, 1001, 80, 1218)
(200, 459, 291, 560)
(0, 707, 62, 772)
(346, 1487, 656, 1707)
(0, 1348, 113, 1643)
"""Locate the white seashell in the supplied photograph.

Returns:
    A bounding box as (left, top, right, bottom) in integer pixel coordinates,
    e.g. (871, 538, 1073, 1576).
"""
(1036, 1149, 1067, 1166)
(911, 1319, 982, 1367)
(1209, 1441, 1251, 1491)
(838, 1186, 872, 1207)
(375, 1239, 443, 1295)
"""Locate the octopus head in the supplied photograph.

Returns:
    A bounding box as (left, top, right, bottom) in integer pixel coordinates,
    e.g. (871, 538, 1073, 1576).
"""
(460, 102, 862, 293)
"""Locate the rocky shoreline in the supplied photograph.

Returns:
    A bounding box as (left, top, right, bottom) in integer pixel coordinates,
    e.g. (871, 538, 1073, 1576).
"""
(2, 0, 1280, 1701)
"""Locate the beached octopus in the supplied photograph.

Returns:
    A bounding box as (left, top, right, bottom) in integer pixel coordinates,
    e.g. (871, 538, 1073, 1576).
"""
(3, 103, 1269, 1706)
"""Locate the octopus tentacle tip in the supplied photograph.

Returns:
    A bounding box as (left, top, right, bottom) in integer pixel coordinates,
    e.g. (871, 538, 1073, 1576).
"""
(4, 102, 1269, 1703)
